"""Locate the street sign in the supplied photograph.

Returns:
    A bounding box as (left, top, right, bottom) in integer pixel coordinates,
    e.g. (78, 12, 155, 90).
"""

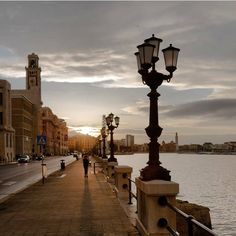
(37, 135, 47, 145)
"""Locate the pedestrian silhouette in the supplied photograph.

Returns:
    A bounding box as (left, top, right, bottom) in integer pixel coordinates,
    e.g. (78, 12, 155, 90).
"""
(82, 154, 89, 177)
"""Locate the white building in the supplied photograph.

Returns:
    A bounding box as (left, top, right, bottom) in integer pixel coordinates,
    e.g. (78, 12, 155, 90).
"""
(175, 132, 179, 152)
(126, 134, 134, 147)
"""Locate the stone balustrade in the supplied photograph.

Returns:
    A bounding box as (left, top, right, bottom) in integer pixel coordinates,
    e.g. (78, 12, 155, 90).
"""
(114, 165, 133, 199)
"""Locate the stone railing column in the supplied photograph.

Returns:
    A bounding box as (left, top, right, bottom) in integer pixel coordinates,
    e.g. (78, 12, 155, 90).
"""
(135, 178, 179, 236)
(102, 159, 108, 176)
(114, 165, 133, 199)
(107, 161, 118, 182)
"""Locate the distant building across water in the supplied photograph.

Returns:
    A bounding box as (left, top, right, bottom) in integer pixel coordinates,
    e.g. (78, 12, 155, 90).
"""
(178, 141, 236, 154)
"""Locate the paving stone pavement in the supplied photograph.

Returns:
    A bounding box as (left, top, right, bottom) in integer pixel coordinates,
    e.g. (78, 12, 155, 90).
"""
(0, 159, 139, 236)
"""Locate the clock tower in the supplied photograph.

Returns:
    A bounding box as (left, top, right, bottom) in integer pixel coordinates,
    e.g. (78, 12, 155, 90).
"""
(25, 53, 42, 107)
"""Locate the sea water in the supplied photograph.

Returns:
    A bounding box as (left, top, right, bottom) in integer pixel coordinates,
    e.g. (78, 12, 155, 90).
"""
(117, 153, 236, 235)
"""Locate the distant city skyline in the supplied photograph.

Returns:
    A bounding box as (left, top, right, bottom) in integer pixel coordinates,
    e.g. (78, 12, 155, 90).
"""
(1, 2, 236, 145)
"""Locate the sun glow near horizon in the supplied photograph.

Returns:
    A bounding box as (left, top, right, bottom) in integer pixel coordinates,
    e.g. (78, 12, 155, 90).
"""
(69, 126, 100, 137)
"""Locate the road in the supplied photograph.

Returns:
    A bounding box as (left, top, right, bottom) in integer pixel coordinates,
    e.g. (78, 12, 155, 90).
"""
(0, 155, 76, 202)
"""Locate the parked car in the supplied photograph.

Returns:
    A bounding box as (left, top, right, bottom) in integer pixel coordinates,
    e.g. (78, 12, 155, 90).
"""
(18, 155, 30, 163)
(73, 153, 79, 160)
(73, 153, 78, 158)
(35, 154, 44, 161)
(15, 154, 23, 161)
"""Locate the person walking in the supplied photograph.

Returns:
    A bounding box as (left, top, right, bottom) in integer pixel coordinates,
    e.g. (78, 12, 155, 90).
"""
(82, 154, 89, 177)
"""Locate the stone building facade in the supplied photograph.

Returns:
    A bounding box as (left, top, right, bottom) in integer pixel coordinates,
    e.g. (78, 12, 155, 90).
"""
(12, 53, 42, 156)
(0, 53, 68, 161)
(40, 107, 68, 156)
(0, 80, 15, 163)
(12, 95, 34, 156)
(68, 133, 96, 153)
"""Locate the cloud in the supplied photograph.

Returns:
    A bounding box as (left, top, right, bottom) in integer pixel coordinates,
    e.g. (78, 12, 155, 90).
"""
(2, 1, 236, 145)
(0, 49, 140, 88)
(163, 99, 236, 120)
(1, 2, 236, 93)
(68, 125, 100, 137)
(174, 59, 236, 90)
(40, 51, 140, 88)
(0, 64, 25, 78)
(116, 128, 146, 135)
(121, 99, 149, 115)
(120, 86, 214, 117)
(0, 46, 15, 59)
(121, 97, 236, 133)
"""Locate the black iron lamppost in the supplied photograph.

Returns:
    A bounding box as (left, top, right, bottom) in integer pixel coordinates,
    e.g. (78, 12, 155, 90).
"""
(135, 34, 180, 181)
(101, 127, 107, 159)
(98, 135, 102, 157)
(106, 113, 120, 162)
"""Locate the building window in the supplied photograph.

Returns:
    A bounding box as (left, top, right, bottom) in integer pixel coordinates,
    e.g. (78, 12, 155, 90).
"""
(6, 133, 8, 147)
(0, 92, 3, 105)
(0, 112, 3, 125)
(10, 134, 12, 148)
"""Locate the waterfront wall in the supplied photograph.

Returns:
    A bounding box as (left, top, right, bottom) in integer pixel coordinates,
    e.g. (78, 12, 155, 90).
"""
(94, 155, 213, 236)
(176, 200, 212, 236)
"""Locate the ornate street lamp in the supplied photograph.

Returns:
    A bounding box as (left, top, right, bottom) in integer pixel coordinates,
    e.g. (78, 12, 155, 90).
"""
(135, 34, 180, 181)
(106, 113, 120, 162)
(98, 135, 102, 157)
(101, 127, 107, 159)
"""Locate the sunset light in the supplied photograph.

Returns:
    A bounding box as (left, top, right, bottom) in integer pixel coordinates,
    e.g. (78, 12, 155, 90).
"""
(69, 126, 100, 137)
(0, 2, 235, 235)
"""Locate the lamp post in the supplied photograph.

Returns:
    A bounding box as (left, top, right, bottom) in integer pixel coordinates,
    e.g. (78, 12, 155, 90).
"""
(98, 135, 102, 157)
(106, 113, 120, 162)
(101, 127, 107, 159)
(135, 34, 180, 181)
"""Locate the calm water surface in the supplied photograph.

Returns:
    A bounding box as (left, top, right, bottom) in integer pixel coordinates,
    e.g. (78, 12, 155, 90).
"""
(117, 153, 236, 235)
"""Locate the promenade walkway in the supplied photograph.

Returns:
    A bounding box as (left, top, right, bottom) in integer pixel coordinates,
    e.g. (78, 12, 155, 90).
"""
(0, 159, 138, 236)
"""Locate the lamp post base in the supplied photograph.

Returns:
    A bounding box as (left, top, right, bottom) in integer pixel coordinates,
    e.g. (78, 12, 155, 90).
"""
(108, 157, 117, 162)
(140, 165, 171, 181)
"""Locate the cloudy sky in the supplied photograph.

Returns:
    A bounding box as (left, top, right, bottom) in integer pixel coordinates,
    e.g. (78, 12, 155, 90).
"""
(1, 1, 236, 144)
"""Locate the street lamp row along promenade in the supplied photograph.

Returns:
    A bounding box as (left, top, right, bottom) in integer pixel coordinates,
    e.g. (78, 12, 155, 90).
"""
(98, 34, 179, 181)
(105, 112, 120, 162)
(95, 33, 180, 236)
(93, 113, 120, 179)
(92, 34, 217, 236)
